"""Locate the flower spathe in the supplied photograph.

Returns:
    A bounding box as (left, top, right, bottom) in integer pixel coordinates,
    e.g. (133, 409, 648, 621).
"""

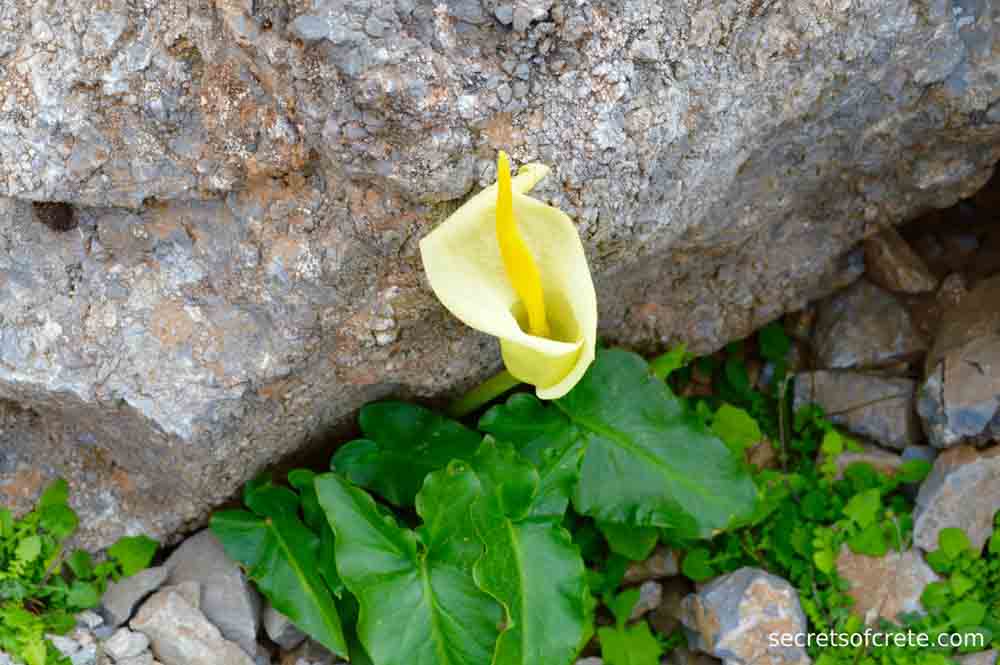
(419, 152, 597, 399)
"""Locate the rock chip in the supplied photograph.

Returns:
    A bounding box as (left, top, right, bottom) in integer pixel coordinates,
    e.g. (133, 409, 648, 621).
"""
(623, 546, 679, 584)
(794, 371, 921, 450)
(575, 659, 604, 665)
(131, 585, 255, 665)
(164, 530, 261, 656)
(835, 547, 939, 623)
(263, 603, 307, 651)
(918, 275, 1000, 448)
(864, 227, 938, 294)
(629, 580, 663, 621)
(813, 281, 926, 370)
(102, 567, 169, 629)
(680, 568, 809, 665)
(913, 446, 1000, 554)
(104, 628, 150, 661)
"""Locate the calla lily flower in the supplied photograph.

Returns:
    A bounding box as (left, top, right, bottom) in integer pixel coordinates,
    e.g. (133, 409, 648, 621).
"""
(420, 152, 597, 400)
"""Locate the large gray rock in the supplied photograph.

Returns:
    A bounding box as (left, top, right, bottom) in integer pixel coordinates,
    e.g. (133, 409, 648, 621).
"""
(913, 445, 1000, 554)
(812, 281, 927, 370)
(163, 530, 261, 657)
(680, 567, 809, 665)
(959, 651, 998, 665)
(835, 547, 939, 624)
(262, 604, 307, 652)
(131, 585, 254, 665)
(793, 371, 921, 450)
(102, 566, 169, 629)
(918, 275, 1000, 448)
(4, 0, 1000, 547)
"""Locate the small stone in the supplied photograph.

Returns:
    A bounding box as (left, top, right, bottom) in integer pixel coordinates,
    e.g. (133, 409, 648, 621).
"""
(793, 371, 921, 450)
(263, 603, 307, 651)
(289, 15, 329, 42)
(104, 628, 150, 661)
(164, 530, 261, 657)
(836, 547, 939, 623)
(628, 580, 663, 621)
(102, 566, 169, 629)
(575, 659, 603, 665)
(497, 83, 513, 104)
(863, 226, 938, 294)
(118, 654, 155, 665)
(680, 568, 809, 665)
(813, 280, 926, 370)
(833, 443, 904, 479)
(131, 586, 254, 665)
(918, 274, 1000, 448)
(630, 39, 660, 62)
(937, 273, 968, 309)
(623, 546, 679, 584)
(77, 611, 105, 630)
(281, 639, 341, 665)
(495, 4, 514, 24)
(913, 446, 1000, 554)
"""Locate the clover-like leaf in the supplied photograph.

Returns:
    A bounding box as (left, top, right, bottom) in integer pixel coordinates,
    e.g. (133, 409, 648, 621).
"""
(316, 468, 501, 665)
(481, 350, 757, 538)
(331, 402, 481, 507)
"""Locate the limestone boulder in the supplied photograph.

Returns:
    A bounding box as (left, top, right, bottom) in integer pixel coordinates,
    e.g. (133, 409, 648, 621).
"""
(4, 0, 1000, 546)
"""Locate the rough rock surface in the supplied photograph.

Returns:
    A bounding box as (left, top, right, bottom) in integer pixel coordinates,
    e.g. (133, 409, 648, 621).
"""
(623, 546, 679, 584)
(163, 529, 261, 657)
(958, 651, 998, 665)
(835, 547, 939, 624)
(4, 0, 1000, 546)
(863, 226, 938, 294)
(834, 443, 904, 479)
(793, 371, 920, 450)
(918, 275, 1000, 448)
(913, 445, 1000, 554)
(680, 567, 810, 665)
(812, 281, 927, 370)
(102, 566, 169, 629)
(131, 585, 255, 665)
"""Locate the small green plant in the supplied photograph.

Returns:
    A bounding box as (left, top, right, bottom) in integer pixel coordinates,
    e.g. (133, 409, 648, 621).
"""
(212, 348, 760, 665)
(0, 480, 158, 665)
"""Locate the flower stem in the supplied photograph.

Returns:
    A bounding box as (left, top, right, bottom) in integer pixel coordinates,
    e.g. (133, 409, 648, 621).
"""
(448, 369, 522, 418)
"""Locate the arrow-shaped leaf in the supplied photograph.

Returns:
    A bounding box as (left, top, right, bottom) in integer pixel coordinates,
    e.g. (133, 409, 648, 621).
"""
(316, 467, 501, 665)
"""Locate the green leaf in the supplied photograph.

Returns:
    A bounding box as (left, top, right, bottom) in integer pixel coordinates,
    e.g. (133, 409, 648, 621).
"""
(820, 430, 844, 457)
(40, 505, 78, 541)
(950, 572, 974, 598)
(605, 588, 641, 627)
(897, 459, 932, 484)
(108, 536, 158, 577)
(920, 582, 951, 610)
(847, 522, 888, 557)
(598, 621, 663, 665)
(649, 344, 689, 381)
(210, 510, 347, 657)
(66, 581, 101, 609)
(682, 548, 716, 582)
(990, 529, 1000, 556)
(842, 489, 881, 529)
(711, 404, 762, 455)
(939, 528, 973, 560)
(758, 322, 791, 364)
(15, 536, 42, 566)
(813, 549, 836, 575)
(480, 394, 583, 518)
(485, 350, 757, 539)
(949, 600, 987, 628)
(38, 479, 69, 509)
(470, 439, 590, 665)
(66, 550, 94, 580)
(597, 521, 659, 561)
(0, 508, 12, 539)
(315, 470, 501, 665)
(331, 402, 481, 507)
(287, 470, 343, 596)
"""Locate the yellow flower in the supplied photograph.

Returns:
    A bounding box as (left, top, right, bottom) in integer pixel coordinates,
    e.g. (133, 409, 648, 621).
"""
(420, 151, 597, 399)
